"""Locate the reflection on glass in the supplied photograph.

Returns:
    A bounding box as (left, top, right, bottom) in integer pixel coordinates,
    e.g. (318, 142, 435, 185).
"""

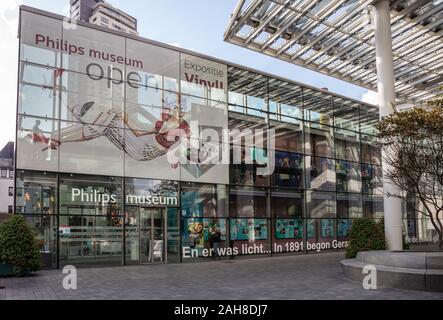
(183, 218, 227, 248)
(272, 121, 303, 153)
(20, 11, 62, 67)
(273, 151, 303, 188)
(362, 164, 383, 194)
(361, 135, 381, 165)
(360, 106, 379, 135)
(275, 219, 303, 239)
(306, 156, 336, 191)
(335, 129, 360, 162)
(58, 121, 125, 176)
(229, 187, 267, 218)
(306, 191, 336, 218)
(15, 170, 57, 215)
(337, 193, 362, 218)
(337, 219, 352, 239)
(59, 215, 123, 267)
(126, 39, 179, 92)
(271, 191, 303, 218)
(336, 160, 361, 193)
(306, 219, 337, 248)
(303, 89, 333, 125)
(227, 67, 267, 117)
(363, 195, 384, 219)
(305, 124, 334, 158)
(17, 116, 59, 172)
(62, 24, 125, 79)
(230, 218, 268, 240)
(181, 183, 227, 217)
(229, 114, 268, 148)
(24, 215, 58, 268)
(59, 174, 123, 216)
(230, 147, 269, 186)
(268, 78, 302, 123)
(334, 98, 360, 132)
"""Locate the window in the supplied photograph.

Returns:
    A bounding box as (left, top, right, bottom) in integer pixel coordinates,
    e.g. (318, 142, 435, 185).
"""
(181, 217, 228, 257)
(15, 170, 57, 215)
(59, 174, 123, 216)
(230, 147, 269, 187)
(303, 89, 333, 125)
(227, 69, 267, 114)
(181, 183, 227, 217)
(273, 151, 303, 188)
(271, 121, 303, 153)
(8, 206, 13, 214)
(335, 129, 360, 162)
(8, 187, 13, 197)
(16, 116, 59, 172)
(337, 193, 362, 218)
(20, 11, 63, 68)
(9, 170, 14, 178)
(363, 195, 384, 219)
(1, 169, 6, 178)
(59, 215, 123, 267)
(306, 191, 336, 218)
(334, 98, 360, 132)
(336, 160, 361, 193)
(268, 78, 303, 123)
(229, 187, 268, 218)
(271, 190, 303, 218)
(305, 156, 336, 191)
(305, 124, 334, 158)
(362, 164, 383, 194)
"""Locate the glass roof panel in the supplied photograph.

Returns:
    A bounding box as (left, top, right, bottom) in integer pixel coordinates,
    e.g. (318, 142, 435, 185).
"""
(227, 0, 443, 104)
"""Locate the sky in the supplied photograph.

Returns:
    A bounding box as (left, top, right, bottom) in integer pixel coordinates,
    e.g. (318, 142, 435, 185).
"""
(0, 0, 378, 149)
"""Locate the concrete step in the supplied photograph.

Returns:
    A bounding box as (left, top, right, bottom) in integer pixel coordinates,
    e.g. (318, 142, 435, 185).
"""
(341, 257, 443, 292)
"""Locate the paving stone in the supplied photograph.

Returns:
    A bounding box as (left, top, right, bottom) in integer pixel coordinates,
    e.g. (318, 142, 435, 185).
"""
(0, 252, 442, 300)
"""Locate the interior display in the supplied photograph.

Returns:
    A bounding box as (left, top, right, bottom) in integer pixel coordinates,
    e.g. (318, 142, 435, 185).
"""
(321, 219, 334, 238)
(275, 219, 303, 239)
(274, 151, 303, 188)
(337, 219, 351, 237)
(230, 219, 268, 241)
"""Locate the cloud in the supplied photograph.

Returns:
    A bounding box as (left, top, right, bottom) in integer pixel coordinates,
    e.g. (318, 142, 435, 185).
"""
(361, 90, 378, 106)
(0, 0, 23, 149)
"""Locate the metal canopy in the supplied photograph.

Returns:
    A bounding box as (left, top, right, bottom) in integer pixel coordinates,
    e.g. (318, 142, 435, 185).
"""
(224, 0, 443, 104)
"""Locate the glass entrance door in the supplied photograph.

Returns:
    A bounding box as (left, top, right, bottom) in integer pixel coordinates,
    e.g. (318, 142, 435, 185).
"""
(140, 208, 167, 264)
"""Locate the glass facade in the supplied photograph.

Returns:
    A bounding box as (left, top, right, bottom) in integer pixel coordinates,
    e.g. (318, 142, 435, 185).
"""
(14, 8, 432, 269)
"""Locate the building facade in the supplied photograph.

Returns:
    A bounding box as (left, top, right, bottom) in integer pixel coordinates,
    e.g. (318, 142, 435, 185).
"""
(15, 6, 434, 269)
(70, 0, 102, 22)
(70, 0, 138, 35)
(0, 142, 14, 216)
(88, 2, 138, 35)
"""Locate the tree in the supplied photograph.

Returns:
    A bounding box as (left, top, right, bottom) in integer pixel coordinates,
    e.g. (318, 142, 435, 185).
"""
(376, 98, 443, 249)
(0, 215, 41, 276)
(346, 218, 385, 258)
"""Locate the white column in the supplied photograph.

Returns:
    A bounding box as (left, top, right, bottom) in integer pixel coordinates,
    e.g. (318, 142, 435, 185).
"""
(374, 0, 403, 250)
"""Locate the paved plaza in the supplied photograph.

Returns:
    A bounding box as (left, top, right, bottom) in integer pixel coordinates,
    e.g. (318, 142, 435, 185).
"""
(1, 252, 443, 300)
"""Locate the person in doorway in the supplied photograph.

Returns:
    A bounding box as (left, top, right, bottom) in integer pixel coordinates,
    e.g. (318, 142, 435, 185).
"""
(142, 229, 150, 261)
(212, 225, 222, 260)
